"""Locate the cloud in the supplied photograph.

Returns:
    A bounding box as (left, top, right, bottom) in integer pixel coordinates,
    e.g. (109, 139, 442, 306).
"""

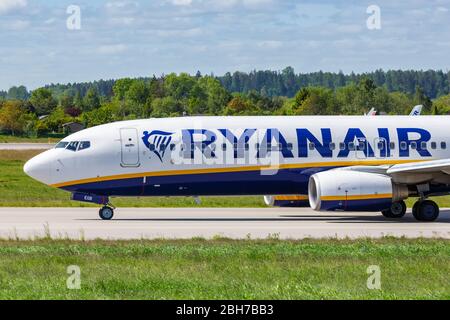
(1, 0, 450, 90)
(0, 0, 27, 15)
(8, 19, 29, 30)
(170, 0, 193, 6)
(97, 44, 128, 55)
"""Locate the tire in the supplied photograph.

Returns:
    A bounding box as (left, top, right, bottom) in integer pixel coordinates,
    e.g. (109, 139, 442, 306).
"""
(412, 200, 439, 222)
(99, 206, 114, 220)
(381, 201, 407, 218)
(412, 201, 420, 217)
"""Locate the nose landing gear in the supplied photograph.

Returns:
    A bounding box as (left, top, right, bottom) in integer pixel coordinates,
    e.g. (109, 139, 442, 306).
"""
(99, 206, 115, 220)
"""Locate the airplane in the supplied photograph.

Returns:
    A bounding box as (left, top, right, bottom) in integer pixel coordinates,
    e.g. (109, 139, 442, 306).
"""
(264, 105, 425, 209)
(410, 105, 423, 116)
(24, 115, 450, 221)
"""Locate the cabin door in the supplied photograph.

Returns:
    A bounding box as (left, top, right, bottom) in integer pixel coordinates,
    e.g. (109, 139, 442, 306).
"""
(120, 128, 140, 167)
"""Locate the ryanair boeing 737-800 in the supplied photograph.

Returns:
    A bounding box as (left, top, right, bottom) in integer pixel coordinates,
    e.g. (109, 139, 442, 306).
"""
(24, 116, 450, 221)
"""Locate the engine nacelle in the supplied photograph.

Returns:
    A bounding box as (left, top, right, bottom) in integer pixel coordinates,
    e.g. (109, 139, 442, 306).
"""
(264, 195, 310, 207)
(308, 170, 408, 212)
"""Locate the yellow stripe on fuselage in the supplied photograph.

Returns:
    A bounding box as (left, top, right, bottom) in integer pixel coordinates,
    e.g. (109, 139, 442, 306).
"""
(321, 193, 393, 201)
(274, 195, 309, 201)
(51, 159, 427, 188)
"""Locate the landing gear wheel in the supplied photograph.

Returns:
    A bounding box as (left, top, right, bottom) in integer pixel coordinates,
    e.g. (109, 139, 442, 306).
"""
(382, 201, 407, 218)
(99, 206, 114, 220)
(412, 200, 439, 222)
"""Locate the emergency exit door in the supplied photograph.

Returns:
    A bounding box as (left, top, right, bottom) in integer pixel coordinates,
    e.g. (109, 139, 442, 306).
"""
(120, 128, 140, 167)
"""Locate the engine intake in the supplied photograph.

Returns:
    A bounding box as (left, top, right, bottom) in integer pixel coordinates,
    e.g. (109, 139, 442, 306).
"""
(308, 170, 408, 212)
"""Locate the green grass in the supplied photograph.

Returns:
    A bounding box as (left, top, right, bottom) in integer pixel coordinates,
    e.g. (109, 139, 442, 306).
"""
(0, 238, 448, 299)
(0, 135, 60, 143)
(0, 151, 265, 208)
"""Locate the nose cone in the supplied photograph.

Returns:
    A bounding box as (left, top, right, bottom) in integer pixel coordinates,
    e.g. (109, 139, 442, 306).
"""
(24, 152, 52, 185)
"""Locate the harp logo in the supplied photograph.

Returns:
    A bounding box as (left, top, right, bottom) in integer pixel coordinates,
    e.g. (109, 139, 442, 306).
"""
(142, 130, 173, 162)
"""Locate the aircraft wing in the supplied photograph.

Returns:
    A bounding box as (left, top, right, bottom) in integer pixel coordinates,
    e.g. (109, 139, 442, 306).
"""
(387, 159, 450, 175)
(335, 159, 450, 186)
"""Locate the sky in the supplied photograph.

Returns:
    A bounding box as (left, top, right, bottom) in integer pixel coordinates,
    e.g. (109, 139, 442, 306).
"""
(0, 0, 449, 90)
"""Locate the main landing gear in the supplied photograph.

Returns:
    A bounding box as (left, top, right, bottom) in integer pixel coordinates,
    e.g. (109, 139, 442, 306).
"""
(381, 199, 439, 222)
(412, 200, 440, 222)
(99, 205, 115, 220)
(382, 200, 407, 218)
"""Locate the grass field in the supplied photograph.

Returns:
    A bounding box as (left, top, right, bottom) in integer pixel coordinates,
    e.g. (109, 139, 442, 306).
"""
(0, 150, 265, 207)
(0, 135, 60, 143)
(0, 238, 447, 299)
(2, 150, 450, 208)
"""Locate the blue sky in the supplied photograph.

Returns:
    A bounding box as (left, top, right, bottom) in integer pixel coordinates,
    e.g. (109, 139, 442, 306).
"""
(0, 0, 449, 90)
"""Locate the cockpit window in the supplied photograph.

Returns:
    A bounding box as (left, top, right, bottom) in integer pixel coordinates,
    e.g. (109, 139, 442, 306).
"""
(57, 140, 91, 151)
(66, 141, 79, 152)
(55, 141, 69, 149)
(78, 141, 91, 151)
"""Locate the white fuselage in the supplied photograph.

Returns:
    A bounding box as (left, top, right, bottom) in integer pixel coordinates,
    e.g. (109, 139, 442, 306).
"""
(24, 116, 450, 198)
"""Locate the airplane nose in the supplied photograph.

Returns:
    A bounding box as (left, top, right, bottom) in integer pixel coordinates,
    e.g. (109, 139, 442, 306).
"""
(24, 153, 52, 185)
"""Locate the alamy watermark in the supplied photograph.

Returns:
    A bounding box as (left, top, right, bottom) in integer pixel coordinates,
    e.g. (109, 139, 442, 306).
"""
(66, 5, 81, 30)
(366, 265, 381, 290)
(67, 265, 81, 290)
(366, 5, 381, 30)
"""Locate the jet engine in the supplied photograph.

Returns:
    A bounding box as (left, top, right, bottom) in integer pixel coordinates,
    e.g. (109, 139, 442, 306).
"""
(264, 195, 310, 207)
(308, 170, 409, 212)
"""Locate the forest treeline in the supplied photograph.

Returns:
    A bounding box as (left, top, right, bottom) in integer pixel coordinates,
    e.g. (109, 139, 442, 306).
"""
(1, 68, 450, 137)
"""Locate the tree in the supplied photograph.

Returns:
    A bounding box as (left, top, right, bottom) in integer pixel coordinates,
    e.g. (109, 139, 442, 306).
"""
(0, 101, 27, 135)
(125, 80, 150, 117)
(7, 86, 29, 100)
(292, 87, 337, 115)
(223, 96, 259, 115)
(151, 97, 183, 118)
(83, 87, 101, 112)
(44, 107, 72, 133)
(82, 102, 119, 127)
(113, 78, 134, 101)
(197, 76, 231, 115)
(433, 94, 450, 115)
(414, 86, 432, 112)
(30, 88, 57, 115)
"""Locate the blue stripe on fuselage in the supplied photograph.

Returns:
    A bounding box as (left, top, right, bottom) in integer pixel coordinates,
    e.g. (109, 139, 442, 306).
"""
(60, 166, 334, 197)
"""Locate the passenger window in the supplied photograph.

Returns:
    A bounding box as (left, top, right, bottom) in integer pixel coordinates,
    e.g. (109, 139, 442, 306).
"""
(149, 144, 155, 151)
(66, 141, 79, 152)
(420, 142, 427, 150)
(410, 142, 417, 150)
(390, 142, 395, 150)
(329, 142, 335, 150)
(431, 142, 437, 150)
(309, 142, 315, 150)
(55, 141, 69, 149)
(441, 142, 447, 150)
(348, 142, 355, 151)
(339, 142, 345, 151)
(400, 141, 407, 151)
(222, 144, 227, 151)
(377, 141, 384, 150)
(245, 143, 250, 151)
(78, 141, 91, 151)
(170, 144, 176, 151)
(287, 143, 293, 150)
